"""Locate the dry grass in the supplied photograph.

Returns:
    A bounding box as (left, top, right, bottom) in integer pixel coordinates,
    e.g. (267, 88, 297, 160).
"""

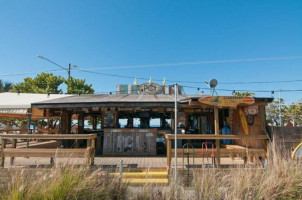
(0, 143, 301, 200)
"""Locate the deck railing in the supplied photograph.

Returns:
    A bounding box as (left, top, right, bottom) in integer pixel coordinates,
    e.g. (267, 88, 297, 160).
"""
(165, 134, 270, 169)
(0, 134, 97, 167)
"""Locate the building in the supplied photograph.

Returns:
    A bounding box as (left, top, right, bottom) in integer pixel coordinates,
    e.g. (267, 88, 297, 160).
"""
(29, 83, 273, 168)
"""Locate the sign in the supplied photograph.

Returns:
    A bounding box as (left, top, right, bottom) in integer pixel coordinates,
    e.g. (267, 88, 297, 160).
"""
(198, 96, 255, 107)
(244, 106, 258, 115)
(138, 83, 163, 95)
(239, 107, 249, 135)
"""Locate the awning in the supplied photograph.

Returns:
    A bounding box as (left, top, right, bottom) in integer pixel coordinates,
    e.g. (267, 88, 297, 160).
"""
(0, 93, 73, 119)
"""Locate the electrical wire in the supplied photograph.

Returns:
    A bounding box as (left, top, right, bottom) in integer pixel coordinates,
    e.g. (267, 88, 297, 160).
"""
(92, 84, 302, 95)
(75, 55, 302, 71)
(0, 69, 65, 76)
(74, 68, 302, 87)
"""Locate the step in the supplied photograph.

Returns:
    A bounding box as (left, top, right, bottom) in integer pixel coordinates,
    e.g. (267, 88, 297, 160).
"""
(122, 178, 169, 184)
(112, 171, 168, 179)
(121, 167, 168, 173)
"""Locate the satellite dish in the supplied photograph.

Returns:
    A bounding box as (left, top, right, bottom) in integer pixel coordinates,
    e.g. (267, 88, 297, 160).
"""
(209, 79, 218, 88)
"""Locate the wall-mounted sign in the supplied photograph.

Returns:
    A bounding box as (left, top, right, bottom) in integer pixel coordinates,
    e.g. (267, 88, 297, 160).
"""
(239, 107, 249, 135)
(198, 96, 255, 107)
(138, 83, 163, 95)
(244, 105, 258, 115)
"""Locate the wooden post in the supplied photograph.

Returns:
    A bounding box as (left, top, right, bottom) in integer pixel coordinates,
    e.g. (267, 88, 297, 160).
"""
(10, 139, 17, 165)
(266, 139, 271, 166)
(166, 138, 172, 170)
(101, 112, 105, 129)
(77, 113, 84, 134)
(1, 139, 7, 168)
(214, 107, 221, 168)
(92, 116, 97, 130)
(50, 157, 55, 166)
(91, 138, 95, 165)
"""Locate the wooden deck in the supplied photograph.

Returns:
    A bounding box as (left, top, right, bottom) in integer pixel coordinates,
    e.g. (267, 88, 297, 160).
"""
(0, 156, 248, 169)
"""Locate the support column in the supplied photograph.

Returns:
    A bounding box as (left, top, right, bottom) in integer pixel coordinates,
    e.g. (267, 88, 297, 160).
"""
(77, 112, 84, 134)
(59, 111, 72, 147)
(26, 108, 32, 148)
(101, 112, 105, 129)
(214, 106, 221, 168)
(92, 116, 97, 130)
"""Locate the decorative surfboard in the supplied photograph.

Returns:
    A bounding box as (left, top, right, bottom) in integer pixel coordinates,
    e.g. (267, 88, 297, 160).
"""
(198, 96, 255, 107)
(292, 142, 302, 160)
(239, 107, 249, 135)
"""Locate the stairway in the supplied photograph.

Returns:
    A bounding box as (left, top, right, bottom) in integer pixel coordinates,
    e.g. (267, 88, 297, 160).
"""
(112, 168, 169, 186)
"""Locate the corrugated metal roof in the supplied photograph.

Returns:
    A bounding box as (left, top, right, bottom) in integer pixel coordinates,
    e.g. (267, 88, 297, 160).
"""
(32, 94, 201, 105)
(0, 93, 73, 109)
(32, 94, 274, 106)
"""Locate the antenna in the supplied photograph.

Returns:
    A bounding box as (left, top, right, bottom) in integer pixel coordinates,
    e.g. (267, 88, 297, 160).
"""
(209, 79, 218, 96)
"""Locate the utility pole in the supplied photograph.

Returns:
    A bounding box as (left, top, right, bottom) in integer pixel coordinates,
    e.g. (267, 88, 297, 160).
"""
(37, 55, 75, 80)
(279, 89, 282, 126)
(174, 83, 178, 195)
(68, 63, 71, 79)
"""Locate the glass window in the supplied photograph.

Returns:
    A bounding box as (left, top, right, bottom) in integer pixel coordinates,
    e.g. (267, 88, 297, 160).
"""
(118, 118, 128, 128)
(133, 118, 140, 128)
(150, 118, 161, 128)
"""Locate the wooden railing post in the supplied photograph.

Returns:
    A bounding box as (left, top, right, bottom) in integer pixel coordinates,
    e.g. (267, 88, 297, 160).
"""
(214, 106, 221, 168)
(167, 138, 172, 170)
(91, 138, 95, 165)
(10, 139, 17, 165)
(1, 139, 7, 168)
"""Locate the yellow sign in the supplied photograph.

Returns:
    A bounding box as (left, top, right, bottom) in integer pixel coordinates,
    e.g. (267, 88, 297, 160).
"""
(198, 96, 255, 107)
(239, 107, 249, 135)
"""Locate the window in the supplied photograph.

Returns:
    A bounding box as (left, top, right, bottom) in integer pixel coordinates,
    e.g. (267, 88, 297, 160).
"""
(150, 118, 161, 128)
(133, 118, 140, 128)
(118, 118, 128, 128)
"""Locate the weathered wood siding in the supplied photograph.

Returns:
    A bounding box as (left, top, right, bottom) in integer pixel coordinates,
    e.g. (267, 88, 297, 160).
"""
(232, 105, 266, 148)
(272, 126, 302, 153)
(103, 129, 157, 155)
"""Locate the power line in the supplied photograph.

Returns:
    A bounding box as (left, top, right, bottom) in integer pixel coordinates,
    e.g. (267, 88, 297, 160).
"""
(4, 66, 302, 86)
(75, 55, 302, 71)
(0, 69, 65, 76)
(74, 68, 302, 86)
(220, 79, 302, 85)
(93, 84, 302, 95)
(2, 54, 302, 85)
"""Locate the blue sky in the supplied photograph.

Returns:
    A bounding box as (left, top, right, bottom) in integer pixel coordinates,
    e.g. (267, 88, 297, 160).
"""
(1, 0, 302, 103)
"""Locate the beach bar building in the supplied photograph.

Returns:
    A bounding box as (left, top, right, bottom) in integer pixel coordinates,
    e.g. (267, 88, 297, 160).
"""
(27, 83, 273, 168)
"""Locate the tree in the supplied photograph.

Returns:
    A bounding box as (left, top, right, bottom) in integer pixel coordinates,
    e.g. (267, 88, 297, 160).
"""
(285, 102, 302, 126)
(11, 72, 64, 94)
(65, 77, 94, 94)
(11, 72, 94, 94)
(0, 80, 13, 92)
(8, 72, 94, 129)
(266, 98, 288, 126)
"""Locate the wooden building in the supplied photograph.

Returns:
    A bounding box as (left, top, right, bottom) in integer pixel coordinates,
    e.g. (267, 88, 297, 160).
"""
(30, 84, 274, 168)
